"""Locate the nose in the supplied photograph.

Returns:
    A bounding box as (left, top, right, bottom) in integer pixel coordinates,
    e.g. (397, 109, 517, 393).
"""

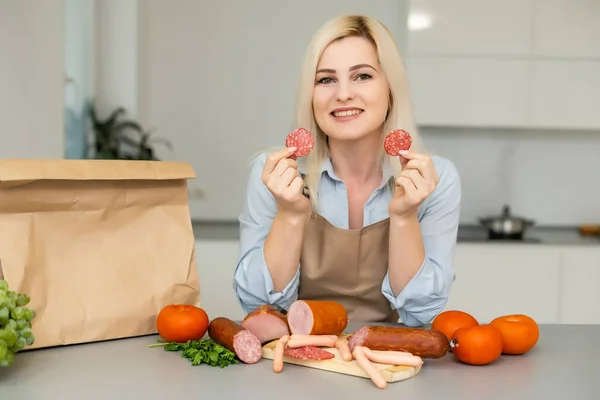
(335, 79, 354, 102)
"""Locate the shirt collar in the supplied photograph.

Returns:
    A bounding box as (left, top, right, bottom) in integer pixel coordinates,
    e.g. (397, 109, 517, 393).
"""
(299, 156, 394, 189)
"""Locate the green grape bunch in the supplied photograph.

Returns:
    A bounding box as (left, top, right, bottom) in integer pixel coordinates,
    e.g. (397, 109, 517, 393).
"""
(0, 279, 36, 367)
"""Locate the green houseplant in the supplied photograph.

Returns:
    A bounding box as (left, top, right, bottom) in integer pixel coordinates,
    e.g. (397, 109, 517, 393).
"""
(88, 103, 172, 160)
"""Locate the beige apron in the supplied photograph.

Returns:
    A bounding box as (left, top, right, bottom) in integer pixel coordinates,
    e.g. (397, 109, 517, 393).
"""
(298, 212, 400, 323)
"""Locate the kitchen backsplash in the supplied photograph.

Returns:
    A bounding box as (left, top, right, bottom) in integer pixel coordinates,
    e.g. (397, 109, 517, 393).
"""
(421, 126, 600, 227)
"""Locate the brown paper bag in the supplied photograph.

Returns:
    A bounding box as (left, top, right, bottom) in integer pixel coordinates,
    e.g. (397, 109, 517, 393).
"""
(0, 159, 200, 349)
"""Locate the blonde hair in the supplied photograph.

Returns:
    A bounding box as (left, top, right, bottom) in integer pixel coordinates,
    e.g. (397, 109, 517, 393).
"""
(294, 14, 425, 211)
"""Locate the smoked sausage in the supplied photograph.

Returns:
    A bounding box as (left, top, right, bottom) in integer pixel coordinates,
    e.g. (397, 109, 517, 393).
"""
(347, 325, 450, 359)
(241, 304, 290, 344)
(207, 317, 262, 364)
(287, 300, 348, 336)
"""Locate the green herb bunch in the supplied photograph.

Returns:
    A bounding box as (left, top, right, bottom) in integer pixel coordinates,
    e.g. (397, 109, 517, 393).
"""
(150, 339, 239, 368)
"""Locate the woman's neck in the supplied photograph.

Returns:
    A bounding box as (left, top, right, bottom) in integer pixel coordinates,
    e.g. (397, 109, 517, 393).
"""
(328, 131, 383, 185)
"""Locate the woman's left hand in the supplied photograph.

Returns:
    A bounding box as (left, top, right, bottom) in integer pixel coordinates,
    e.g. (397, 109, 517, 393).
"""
(389, 150, 439, 220)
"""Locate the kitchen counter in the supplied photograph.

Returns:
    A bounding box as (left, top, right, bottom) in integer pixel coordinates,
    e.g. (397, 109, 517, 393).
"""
(456, 224, 599, 246)
(192, 220, 598, 246)
(2, 322, 599, 399)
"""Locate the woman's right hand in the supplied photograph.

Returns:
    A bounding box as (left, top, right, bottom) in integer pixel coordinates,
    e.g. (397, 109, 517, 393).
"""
(261, 147, 310, 216)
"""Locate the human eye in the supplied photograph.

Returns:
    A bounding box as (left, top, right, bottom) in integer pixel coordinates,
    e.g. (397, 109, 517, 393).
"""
(355, 73, 372, 81)
(316, 76, 335, 84)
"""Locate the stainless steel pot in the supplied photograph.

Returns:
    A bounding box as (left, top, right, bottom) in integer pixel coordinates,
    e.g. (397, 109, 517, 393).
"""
(478, 205, 535, 240)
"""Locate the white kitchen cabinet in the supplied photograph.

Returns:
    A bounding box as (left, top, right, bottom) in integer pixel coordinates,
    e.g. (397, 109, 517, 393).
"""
(408, 0, 533, 56)
(193, 239, 600, 325)
(559, 247, 600, 324)
(530, 60, 600, 130)
(531, 0, 600, 59)
(406, 0, 600, 130)
(444, 244, 562, 324)
(407, 57, 530, 128)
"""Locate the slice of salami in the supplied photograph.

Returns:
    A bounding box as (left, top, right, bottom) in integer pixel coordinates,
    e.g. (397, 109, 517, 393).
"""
(284, 345, 335, 360)
(383, 129, 412, 156)
(207, 317, 262, 364)
(285, 128, 314, 158)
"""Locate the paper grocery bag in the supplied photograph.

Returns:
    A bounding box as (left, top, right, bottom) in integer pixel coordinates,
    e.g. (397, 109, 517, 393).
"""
(0, 159, 200, 349)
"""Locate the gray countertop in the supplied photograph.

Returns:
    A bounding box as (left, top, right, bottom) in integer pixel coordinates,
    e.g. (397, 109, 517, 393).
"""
(192, 220, 599, 246)
(2, 322, 599, 399)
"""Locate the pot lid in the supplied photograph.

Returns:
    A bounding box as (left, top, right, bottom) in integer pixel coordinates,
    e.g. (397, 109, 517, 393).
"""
(481, 205, 533, 223)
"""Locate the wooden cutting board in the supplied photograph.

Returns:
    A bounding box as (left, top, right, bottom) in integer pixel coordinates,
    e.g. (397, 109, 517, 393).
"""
(261, 334, 421, 383)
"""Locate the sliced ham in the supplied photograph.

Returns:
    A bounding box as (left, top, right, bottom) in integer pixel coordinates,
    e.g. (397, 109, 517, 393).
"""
(241, 304, 290, 344)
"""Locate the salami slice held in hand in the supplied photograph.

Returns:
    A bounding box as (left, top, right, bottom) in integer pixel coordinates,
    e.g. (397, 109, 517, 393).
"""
(383, 129, 412, 156)
(285, 128, 314, 159)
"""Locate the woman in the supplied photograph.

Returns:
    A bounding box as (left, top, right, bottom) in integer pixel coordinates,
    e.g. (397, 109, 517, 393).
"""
(233, 14, 461, 327)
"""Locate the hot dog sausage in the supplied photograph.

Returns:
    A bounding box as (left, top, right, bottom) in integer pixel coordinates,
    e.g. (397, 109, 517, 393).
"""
(352, 346, 387, 389)
(273, 334, 290, 373)
(362, 347, 423, 367)
(207, 317, 262, 364)
(335, 338, 353, 361)
(287, 300, 348, 336)
(287, 335, 337, 348)
(347, 325, 449, 359)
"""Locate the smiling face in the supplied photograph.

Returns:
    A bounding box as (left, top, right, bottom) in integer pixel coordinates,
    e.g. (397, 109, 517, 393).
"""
(312, 35, 390, 142)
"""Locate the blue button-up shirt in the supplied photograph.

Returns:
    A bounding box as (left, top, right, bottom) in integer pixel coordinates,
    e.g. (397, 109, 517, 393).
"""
(233, 151, 461, 326)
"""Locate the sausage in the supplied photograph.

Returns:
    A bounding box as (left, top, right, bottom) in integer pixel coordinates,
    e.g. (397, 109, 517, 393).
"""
(335, 338, 353, 361)
(287, 300, 348, 336)
(207, 317, 262, 364)
(347, 325, 449, 359)
(352, 346, 387, 389)
(383, 129, 412, 156)
(362, 347, 423, 367)
(241, 304, 290, 344)
(290, 334, 338, 341)
(285, 128, 314, 158)
(367, 349, 412, 357)
(273, 334, 289, 373)
(287, 335, 337, 348)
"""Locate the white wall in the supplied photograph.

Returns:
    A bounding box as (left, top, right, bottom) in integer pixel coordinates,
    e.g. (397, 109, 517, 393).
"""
(0, 0, 65, 159)
(2, 1, 596, 226)
(93, 0, 138, 118)
(422, 127, 600, 226)
(136, 0, 410, 220)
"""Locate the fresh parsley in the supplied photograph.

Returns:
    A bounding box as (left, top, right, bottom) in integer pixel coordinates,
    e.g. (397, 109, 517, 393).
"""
(149, 339, 240, 368)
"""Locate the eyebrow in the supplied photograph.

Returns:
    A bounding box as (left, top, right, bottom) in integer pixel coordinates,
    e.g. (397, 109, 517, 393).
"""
(316, 64, 376, 74)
